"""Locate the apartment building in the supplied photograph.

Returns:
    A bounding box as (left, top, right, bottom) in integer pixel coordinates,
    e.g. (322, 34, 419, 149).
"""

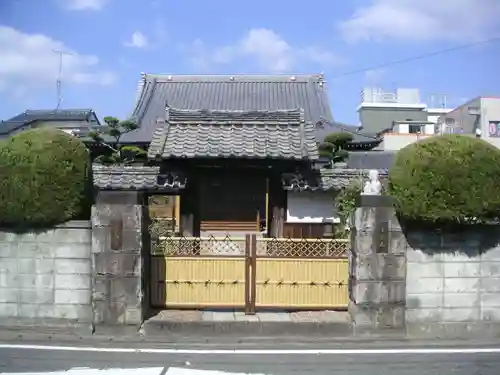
(358, 87, 454, 150)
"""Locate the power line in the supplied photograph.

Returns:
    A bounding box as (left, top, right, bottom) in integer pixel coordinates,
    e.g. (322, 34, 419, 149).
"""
(331, 36, 500, 79)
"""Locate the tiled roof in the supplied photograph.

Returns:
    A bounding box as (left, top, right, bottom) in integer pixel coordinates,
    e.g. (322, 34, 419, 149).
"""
(148, 108, 319, 160)
(92, 165, 186, 191)
(122, 74, 335, 143)
(315, 119, 381, 146)
(0, 109, 97, 136)
(282, 165, 389, 192)
(346, 151, 396, 170)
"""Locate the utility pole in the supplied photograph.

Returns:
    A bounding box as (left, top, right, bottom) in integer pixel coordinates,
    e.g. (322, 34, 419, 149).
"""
(52, 49, 74, 110)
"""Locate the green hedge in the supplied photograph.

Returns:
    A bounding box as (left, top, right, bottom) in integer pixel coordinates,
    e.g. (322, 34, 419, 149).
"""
(0, 128, 91, 229)
(389, 134, 500, 224)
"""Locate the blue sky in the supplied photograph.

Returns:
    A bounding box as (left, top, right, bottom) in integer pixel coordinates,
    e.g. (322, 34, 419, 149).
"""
(0, 0, 499, 124)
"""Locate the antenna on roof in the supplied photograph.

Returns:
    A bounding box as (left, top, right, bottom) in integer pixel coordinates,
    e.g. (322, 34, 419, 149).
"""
(52, 49, 74, 110)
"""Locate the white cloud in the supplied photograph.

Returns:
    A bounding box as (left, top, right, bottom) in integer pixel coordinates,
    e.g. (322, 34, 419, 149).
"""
(339, 0, 500, 43)
(0, 26, 116, 94)
(188, 28, 342, 72)
(124, 31, 149, 49)
(62, 0, 107, 11)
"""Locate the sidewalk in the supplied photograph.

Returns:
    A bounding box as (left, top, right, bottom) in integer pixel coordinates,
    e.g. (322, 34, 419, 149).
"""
(0, 310, 415, 344)
(143, 309, 354, 337)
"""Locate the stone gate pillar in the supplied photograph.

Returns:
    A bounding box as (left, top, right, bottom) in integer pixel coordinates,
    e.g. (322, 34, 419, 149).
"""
(91, 190, 146, 328)
(349, 195, 407, 335)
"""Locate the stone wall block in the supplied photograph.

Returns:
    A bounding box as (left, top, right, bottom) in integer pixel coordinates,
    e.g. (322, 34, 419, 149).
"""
(388, 231, 407, 255)
(91, 205, 114, 227)
(92, 227, 111, 254)
(93, 277, 110, 301)
(481, 245, 500, 261)
(444, 262, 480, 278)
(122, 205, 142, 230)
(480, 262, 500, 277)
(352, 254, 405, 280)
(121, 230, 142, 253)
(443, 277, 480, 293)
(110, 278, 140, 305)
(352, 280, 405, 304)
(17, 243, 53, 259)
(54, 243, 90, 259)
(351, 233, 375, 256)
(54, 259, 91, 275)
(94, 253, 141, 277)
(406, 308, 443, 323)
(91, 196, 145, 326)
(19, 289, 54, 304)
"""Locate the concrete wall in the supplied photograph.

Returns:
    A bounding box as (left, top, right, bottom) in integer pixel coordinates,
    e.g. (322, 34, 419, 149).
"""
(381, 133, 433, 150)
(359, 106, 427, 134)
(405, 227, 500, 337)
(481, 97, 500, 139)
(350, 200, 500, 338)
(0, 221, 92, 327)
(440, 97, 481, 134)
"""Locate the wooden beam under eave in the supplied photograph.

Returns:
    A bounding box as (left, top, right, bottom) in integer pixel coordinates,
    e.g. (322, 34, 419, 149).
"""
(174, 195, 180, 234)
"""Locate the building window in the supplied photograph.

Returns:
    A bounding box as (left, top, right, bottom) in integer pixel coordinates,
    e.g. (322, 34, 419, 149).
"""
(409, 124, 422, 134)
(445, 117, 455, 125)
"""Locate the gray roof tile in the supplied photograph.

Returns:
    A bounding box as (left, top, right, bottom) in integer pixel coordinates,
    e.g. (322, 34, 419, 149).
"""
(0, 109, 98, 136)
(282, 166, 388, 192)
(346, 151, 396, 170)
(92, 165, 186, 191)
(148, 108, 319, 160)
(123, 74, 335, 143)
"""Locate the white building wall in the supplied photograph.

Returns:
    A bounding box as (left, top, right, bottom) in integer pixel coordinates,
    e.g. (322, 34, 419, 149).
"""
(286, 192, 339, 223)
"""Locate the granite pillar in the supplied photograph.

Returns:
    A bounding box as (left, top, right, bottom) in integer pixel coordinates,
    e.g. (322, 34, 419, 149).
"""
(91, 191, 146, 327)
(349, 195, 407, 335)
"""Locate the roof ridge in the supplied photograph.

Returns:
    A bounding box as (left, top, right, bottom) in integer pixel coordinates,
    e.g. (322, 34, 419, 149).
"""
(166, 107, 304, 114)
(25, 108, 93, 113)
(142, 73, 324, 83)
(164, 107, 305, 125)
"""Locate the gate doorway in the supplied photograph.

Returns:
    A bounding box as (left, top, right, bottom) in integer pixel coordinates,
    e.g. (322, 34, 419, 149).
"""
(149, 234, 349, 312)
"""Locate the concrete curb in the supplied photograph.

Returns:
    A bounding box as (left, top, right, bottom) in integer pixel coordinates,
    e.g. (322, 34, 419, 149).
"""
(142, 320, 353, 337)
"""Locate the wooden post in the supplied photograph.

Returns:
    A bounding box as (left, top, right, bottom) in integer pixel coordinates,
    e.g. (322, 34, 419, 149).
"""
(174, 195, 181, 234)
(245, 234, 251, 315)
(249, 234, 257, 314)
(269, 177, 285, 238)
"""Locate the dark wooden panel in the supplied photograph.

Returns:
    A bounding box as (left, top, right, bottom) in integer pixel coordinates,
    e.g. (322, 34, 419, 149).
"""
(199, 169, 266, 223)
(283, 223, 326, 239)
(201, 221, 259, 232)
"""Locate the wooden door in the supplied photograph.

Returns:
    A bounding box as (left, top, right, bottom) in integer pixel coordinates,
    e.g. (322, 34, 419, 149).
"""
(199, 170, 266, 232)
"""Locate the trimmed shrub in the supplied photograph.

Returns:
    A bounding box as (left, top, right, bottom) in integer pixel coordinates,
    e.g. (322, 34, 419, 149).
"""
(389, 134, 500, 224)
(319, 132, 353, 161)
(0, 128, 91, 228)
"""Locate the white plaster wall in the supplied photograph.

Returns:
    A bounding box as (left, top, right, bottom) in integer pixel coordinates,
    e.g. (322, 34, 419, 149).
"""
(286, 192, 339, 223)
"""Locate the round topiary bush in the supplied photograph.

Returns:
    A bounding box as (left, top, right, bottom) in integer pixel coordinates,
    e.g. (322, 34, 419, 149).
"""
(0, 128, 91, 228)
(389, 134, 500, 224)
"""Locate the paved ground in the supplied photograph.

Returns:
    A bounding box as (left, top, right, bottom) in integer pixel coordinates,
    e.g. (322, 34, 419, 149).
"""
(1, 340, 500, 374)
(143, 310, 353, 337)
(149, 309, 349, 323)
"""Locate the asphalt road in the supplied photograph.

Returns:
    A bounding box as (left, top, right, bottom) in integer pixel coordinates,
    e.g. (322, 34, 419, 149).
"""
(1, 342, 500, 375)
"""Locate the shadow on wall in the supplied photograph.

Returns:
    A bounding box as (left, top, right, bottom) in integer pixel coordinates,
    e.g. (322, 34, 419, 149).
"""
(400, 218, 500, 257)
